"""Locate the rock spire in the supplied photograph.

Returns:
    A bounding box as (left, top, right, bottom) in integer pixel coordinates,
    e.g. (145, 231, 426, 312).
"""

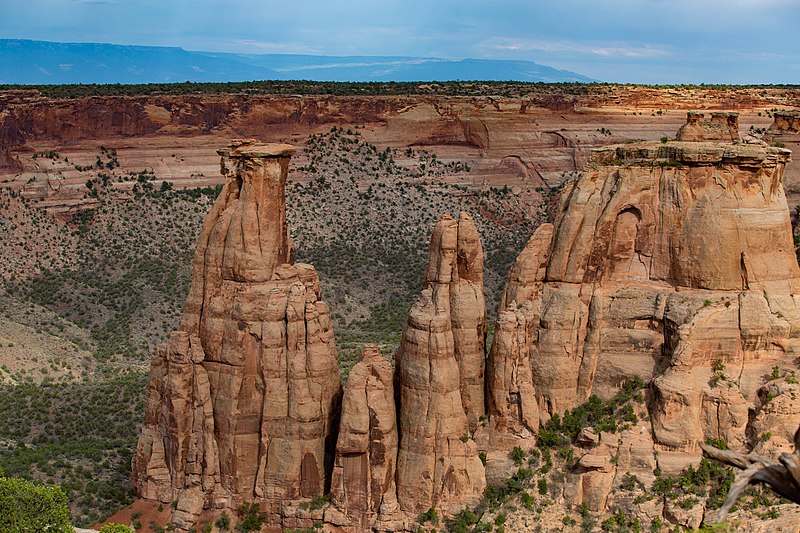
(394, 212, 487, 514)
(132, 141, 342, 528)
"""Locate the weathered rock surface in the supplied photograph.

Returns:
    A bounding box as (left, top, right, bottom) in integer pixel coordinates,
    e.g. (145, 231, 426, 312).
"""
(130, 110, 800, 530)
(330, 345, 398, 529)
(475, 225, 552, 480)
(765, 110, 800, 144)
(676, 111, 740, 142)
(132, 141, 342, 528)
(489, 112, 800, 487)
(395, 212, 487, 514)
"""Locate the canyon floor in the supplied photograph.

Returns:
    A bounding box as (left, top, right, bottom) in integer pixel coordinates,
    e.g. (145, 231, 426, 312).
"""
(0, 83, 799, 530)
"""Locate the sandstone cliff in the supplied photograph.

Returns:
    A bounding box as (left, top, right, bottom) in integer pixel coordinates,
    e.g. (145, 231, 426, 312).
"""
(132, 141, 342, 529)
(486, 112, 800, 525)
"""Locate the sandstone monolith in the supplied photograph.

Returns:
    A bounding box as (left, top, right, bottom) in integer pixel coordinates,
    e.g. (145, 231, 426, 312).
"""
(394, 212, 487, 514)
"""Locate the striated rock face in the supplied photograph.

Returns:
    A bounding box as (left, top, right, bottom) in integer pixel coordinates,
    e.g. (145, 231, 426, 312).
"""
(395, 212, 487, 514)
(329, 345, 398, 529)
(765, 110, 800, 144)
(676, 111, 740, 143)
(132, 141, 342, 527)
(489, 117, 800, 480)
(475, 225, 552, 478)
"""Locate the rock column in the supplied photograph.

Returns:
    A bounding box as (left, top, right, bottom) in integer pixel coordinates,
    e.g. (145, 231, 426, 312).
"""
(133, 141, 342, 529)
(395, 213, 487, 514)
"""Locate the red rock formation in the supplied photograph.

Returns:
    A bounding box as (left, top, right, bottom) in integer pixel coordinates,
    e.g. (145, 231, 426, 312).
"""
(394, 212, 487, 514)
(765, 110, 800, 143)
(476, 225, 552, 479)
(329, 345, 398, 530)
(132, 141, 342, 529)
(676, 111, 740, 142)
(489, 115, 800, 484)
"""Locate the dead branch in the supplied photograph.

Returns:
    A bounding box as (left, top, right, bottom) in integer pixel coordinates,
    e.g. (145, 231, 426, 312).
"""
(700, 427, 800, 522)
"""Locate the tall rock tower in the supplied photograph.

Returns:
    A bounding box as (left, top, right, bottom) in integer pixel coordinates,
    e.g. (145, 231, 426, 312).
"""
(394, 212, 487, 514)
(132, 141, 342, 528)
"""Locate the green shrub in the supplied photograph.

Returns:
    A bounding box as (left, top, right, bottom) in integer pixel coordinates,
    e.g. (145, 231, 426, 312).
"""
(215, 512, 231, 531)
(509, 447, 525, 466)
(237, 502, 266, 532)
(0, 476, 73, 533)
(99, 524, 134, 532)
(418, 507, 439, 525)
(448, 508, 478, 532)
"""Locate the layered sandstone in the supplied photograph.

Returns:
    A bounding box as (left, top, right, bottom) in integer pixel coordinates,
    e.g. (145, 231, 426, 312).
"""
(132, 141, 342, 528)
(487, 112, 800, 513)
(765, 110, 800, 143)
(675, 111, 740, 142)
(476, 226, 551, 478)
(394, 212, 487, 514)
(130, 109, 800, 530)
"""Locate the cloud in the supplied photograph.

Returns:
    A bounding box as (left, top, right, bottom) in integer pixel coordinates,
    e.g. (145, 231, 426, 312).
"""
(229, 39, 322, 54)
(481, 37, 671, 59)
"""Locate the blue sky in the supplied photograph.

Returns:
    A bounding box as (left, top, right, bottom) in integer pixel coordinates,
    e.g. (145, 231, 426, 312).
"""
(1, 0, 798, 83)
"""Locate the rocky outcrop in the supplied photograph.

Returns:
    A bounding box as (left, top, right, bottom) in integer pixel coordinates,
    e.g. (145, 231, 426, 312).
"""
(488, 113, 800, 480)
(395, 212, 487, 514)
(676, 111, 740, 142)
(132, 141, 342, 529)
(765, 110, 800, 144)
(475, 225, 552, 479)
(132, 110, 800, 531)
(329, 345, 399, 529)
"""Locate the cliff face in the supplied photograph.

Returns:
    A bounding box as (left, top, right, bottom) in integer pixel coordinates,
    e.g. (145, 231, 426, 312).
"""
(132, 141, 342, 528)
(132, 111, 800, 531)
(487, 113, 800, 523)
(0, 95, 404, 146)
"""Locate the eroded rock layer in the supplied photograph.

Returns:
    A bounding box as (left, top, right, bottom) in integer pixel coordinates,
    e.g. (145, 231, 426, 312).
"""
(489, 113, 800, 490)
(395, 212, 487, 514)
(132, 141, 342, 528)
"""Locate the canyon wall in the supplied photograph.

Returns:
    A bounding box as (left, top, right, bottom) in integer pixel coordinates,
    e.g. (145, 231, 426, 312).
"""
(133, 111, 800, 531)
(3, 88, 798, 208)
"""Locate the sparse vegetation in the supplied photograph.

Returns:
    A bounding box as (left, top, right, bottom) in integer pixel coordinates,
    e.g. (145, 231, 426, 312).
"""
(0, 374, 146, 525)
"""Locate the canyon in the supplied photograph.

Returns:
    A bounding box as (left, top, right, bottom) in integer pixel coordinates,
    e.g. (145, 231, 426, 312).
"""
(2, 86, 800, 221)
(2, 84, 800, 531)
(128, 108, 800, 531)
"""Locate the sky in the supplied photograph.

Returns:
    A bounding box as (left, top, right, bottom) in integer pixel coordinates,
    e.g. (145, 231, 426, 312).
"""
(1, 0, 798, 84)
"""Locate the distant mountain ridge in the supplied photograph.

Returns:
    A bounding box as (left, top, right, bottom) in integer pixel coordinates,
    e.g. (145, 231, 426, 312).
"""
(0, 39, 595, 84)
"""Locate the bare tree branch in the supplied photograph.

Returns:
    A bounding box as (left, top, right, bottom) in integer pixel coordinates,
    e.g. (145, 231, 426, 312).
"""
(701, 427, 800, 522)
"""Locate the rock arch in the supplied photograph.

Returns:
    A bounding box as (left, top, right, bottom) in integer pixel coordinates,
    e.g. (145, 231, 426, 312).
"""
(608, 206, 648, 281)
